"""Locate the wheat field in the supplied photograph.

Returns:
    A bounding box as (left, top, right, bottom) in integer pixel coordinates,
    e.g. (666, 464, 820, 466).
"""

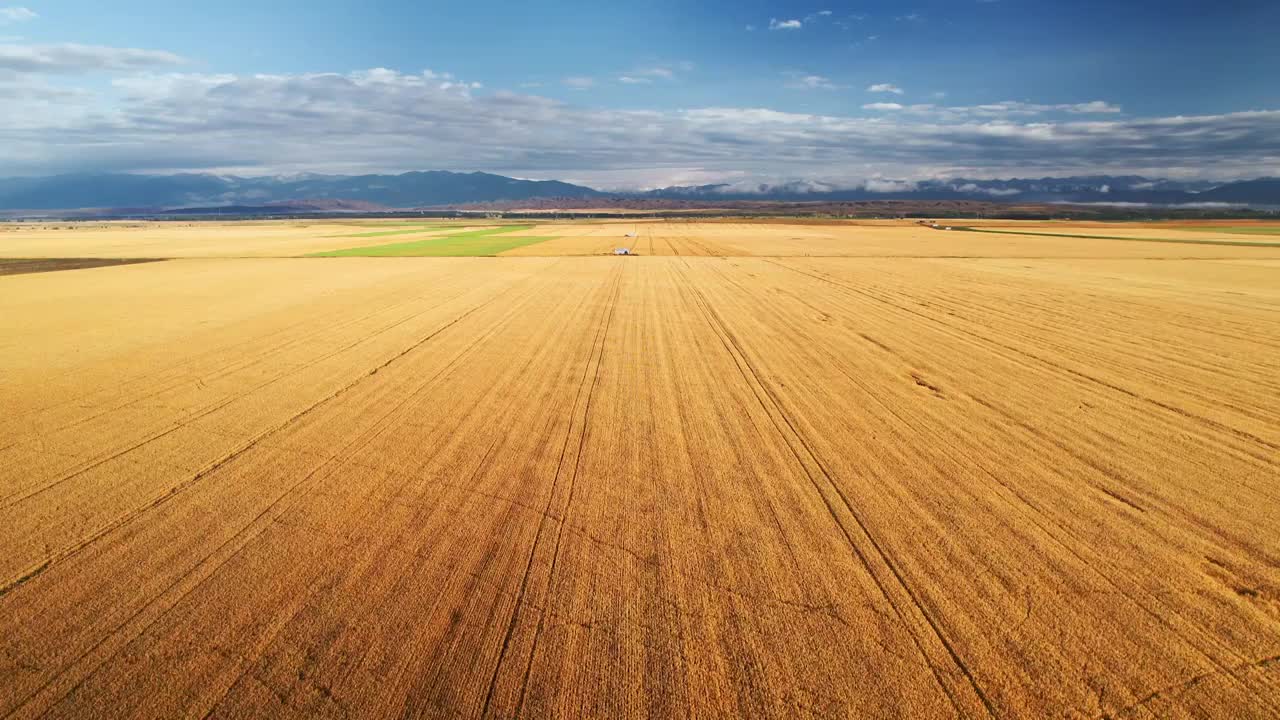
(1, 220, 1278, 718)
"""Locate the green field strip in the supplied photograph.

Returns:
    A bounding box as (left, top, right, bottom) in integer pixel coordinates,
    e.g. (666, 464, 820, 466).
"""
(952, 227, 1280, 248)
(366, 235, 557, 256)
(310, 225, 552, 256)
(336, 221, 471, 227)
(329, 225, 463, 238)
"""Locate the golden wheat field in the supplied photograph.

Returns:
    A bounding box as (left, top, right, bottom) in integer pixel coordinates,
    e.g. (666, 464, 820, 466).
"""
(2, 219, 1279, 719)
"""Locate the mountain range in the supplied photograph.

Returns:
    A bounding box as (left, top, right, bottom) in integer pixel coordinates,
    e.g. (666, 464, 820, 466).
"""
(0, 171, 1278, 213)
(645, 177, 1280, 206)
(0, 171, 600, 212)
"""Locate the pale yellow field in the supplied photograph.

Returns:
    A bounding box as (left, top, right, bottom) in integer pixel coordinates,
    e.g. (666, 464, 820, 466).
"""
(950, 220, 1280, 243)
(1, 220, 1279, 718)
(4, 218, 1278, 259)
(500, 221, 1280, 258)
(0, 220, 485, 257)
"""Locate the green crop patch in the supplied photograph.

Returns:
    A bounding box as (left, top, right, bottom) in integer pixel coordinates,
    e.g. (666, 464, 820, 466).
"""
(330, 226, 462, 238)
(310, 225, 554, 256)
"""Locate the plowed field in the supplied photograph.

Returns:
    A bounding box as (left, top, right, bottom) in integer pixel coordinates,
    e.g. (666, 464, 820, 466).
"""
(2, 221, 1279, 718)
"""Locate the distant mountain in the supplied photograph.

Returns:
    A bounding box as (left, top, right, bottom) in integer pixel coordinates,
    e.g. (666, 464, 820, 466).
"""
(641, 176, 1265, 205)
(0, 171, 603, 211)
(1196, 178, 1280, 204)
(0, 171, 1277, 213)
(0, 174, 234, 211)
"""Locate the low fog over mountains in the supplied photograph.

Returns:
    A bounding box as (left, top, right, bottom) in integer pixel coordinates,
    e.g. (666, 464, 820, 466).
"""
(1, 171, 1277, 211)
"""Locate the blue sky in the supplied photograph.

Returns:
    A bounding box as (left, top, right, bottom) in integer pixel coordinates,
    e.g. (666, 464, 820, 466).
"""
(2, 1, 1278, 187)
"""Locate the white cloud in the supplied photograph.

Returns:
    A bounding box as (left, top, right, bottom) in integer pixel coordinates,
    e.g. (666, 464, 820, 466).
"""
(953, 183, 1021, 196)
(0, 7, 36, 25)
(786, 73, 839, 90)
(111, 72, 239, 97)
(769, 18, 803, 30)
(704, 177, 921, 195)
(0, 67, 1275, 186)
(863, 178, 917, 193)
(921, 100, 1123, 118)
(562, 76, 595, 90)
(1068, 100, 1122, 114)
(707, 179, 842, 195)
(628, 65, 682, 80)
(863, 102, 904, 111)
(0, 43, 185, 73)
(867, 83, 903, 95)
(615, 65, 683, 86)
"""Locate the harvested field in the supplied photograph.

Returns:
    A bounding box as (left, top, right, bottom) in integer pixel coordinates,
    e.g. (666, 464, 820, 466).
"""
(7, 218, 1280, 259)
(0, 257, 163, 276)
(0, 220, 484, 258)
(952, 226, 1280, 249)
(1, 220, 1279, 718)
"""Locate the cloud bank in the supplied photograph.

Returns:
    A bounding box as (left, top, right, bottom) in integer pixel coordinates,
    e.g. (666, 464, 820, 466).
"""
(0, 43, 185, 73)
(867, 83, 904, 95)
(1, 65, 1278, 187)
(0, 7, 36, 25)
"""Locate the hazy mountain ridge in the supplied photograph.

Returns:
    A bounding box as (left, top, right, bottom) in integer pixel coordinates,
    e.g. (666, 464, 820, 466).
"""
(640, 176, 1262, 205)
(0, 171, 604, 211)
(0, 171, 1276, 211)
